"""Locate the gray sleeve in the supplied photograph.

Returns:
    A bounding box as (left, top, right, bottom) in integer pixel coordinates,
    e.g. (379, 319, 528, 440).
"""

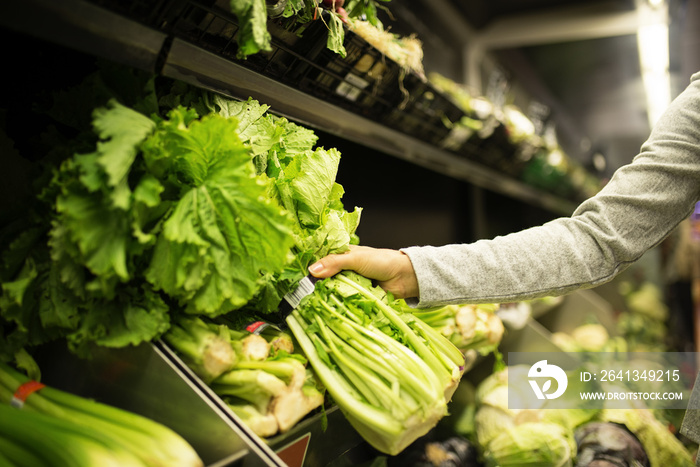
(401, 72, 700, 308)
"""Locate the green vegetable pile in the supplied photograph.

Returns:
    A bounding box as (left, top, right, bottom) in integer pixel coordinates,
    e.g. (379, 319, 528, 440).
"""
(410, 303, 504, 355)
(446, 364, 694, 466)
(164, 315, 324, 438)
(0, 362, 203, 466)
(288, 271, 465, 455)
(0, 65, 360, 359)
(1, 98, 296, 357)
(229, 0, 391, 60)
(0, 63, 463, 455)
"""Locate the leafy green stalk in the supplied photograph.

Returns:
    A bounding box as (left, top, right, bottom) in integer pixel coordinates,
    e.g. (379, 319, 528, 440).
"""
(403, 315, 465, 369)
(212, 369, 287, 412)
(163, 316, 237, 383)
(319, 294, 441, 404)
(284, 272, 465, 455)
(286, 312, 406, 437)
(412, 304, 504, 355)
(0, 404, 147, 467)
(335, 273, 462, 387)
(0, 434, 46, 467)
(409, 306, 455, 328)
(234, 357, 306, 387)
(312, 313, 413, 418)
(226, 402, 278, 438)
(0, 363, 203, 467)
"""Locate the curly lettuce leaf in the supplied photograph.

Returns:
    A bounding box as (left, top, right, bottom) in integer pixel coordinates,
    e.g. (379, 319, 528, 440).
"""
(49, 102, 157, 297)
(66, 285, 170, 356)
(209, 96, 318, 175)
(278, 147, 340, 228)
(142, 109, 295, 316)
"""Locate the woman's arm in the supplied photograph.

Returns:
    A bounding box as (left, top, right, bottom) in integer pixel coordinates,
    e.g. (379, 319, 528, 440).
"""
(310, 72, 700, 307)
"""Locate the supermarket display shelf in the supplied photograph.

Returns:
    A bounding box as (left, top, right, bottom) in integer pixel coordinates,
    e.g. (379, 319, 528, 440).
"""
(32, 341, 276, 466)
(32, 340, 370, 467)
(0, 0, 577, 216)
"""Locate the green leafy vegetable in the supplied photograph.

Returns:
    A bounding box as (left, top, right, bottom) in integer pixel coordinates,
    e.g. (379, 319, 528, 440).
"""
(286, 271, 464, 455)
(0, 362, 203, 466)
(411, 303, 504, 355)
(141, 108, 295, 316)
(326, 12, 347, 58)
(229, 0, 272, 59)
(483, 422, 573, 467)
(1, 90, 299, 358)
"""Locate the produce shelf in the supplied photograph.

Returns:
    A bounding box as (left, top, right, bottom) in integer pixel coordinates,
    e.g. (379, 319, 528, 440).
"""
(32, 340, 370, 467)
(154, 341, 372, 467)
(32, 341, 279, 466)
(0, 0, 578, 216)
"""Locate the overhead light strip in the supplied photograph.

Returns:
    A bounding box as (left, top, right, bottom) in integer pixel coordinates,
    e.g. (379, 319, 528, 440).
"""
(637, 0, 670, 127)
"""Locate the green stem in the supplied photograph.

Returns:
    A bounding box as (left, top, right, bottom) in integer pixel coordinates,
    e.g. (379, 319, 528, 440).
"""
(0, 363, 202, 467)
(0, 404, 146, 467)
(0, 433, 46, 466)
(286, 312, 404, 435)
(315, 314, 408, 417)
(321, 296, 436, 404)
(408, 316, 464, 368)
(234, 359, 304, 383)
(411, 307, 454, 328)
(336, 274, 451, 386)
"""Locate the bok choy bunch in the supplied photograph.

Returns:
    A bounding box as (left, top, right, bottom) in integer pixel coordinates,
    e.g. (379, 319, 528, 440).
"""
(410, 303, 504, 355)
(286, 271, 465, 455)
(163, 316, 324, 438)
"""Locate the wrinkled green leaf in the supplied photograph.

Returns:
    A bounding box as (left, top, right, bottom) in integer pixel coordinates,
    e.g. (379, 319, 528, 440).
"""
(143, 110, 295, 316)
(327, 13, 347, 58)
(230, 0, 272, 58)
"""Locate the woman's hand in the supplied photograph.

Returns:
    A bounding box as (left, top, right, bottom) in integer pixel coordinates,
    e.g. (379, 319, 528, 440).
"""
(308, 245, 419, 299)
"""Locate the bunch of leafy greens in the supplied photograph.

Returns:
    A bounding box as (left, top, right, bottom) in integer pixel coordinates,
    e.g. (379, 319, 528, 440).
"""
(227, 0, 390, 60)
(0, 66, 359, 361)
(1, 64, 463, 451)
(286, 271, 465, 455)
(206, 94, 362, 315)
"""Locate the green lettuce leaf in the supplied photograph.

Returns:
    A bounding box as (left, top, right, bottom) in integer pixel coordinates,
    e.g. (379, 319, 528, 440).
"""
(326, 13, 347, 58)
(142, 109, 295, 316)
(66, 285, 170, 356)
(49, 101, 156, 297)
(279, 147, 341, 228)
(229, 0, 272, 59)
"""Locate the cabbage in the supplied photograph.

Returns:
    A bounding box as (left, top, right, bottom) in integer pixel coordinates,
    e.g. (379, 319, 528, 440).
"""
(600, 409, 694, 466)
(475, 405, 514, 447)
(570, 323, 609, 352)
(483, 422, 573, 467)
(472, 365, 601, 465)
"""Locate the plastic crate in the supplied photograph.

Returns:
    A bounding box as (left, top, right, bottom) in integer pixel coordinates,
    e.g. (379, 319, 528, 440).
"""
(164, 0, 329, 84)
(83, 0, 327, 85)
(378, 72, 466, 147)
(459, 120, 523, 176)
(82, 0, 465, 145)
(296, 24, 406, 122)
